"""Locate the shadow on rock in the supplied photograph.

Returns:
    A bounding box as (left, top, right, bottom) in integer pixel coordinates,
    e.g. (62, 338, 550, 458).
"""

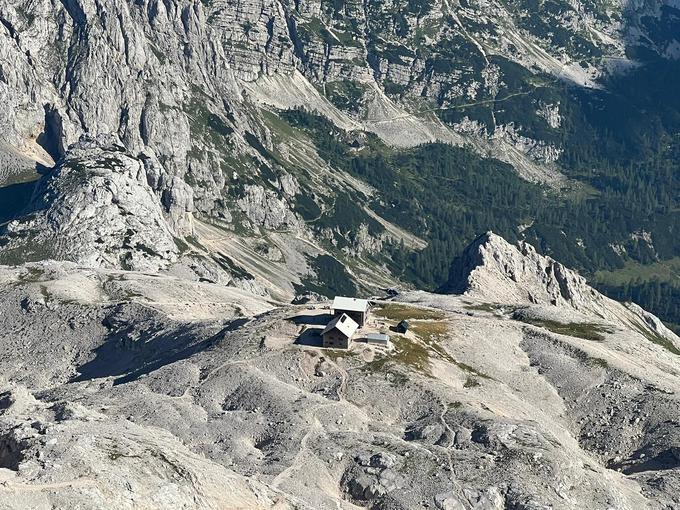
(288, 313, 333, 326)
(615, 447, 680, 475)
(72, 303, 249, 385)
(295, 327, 324, 347)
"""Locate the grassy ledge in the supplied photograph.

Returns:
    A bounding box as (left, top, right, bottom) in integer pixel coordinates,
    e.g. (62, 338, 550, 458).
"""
(517, 317, 613, 341)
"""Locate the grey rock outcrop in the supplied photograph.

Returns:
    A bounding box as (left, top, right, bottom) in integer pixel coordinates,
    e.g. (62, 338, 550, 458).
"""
(0, 136, 182, 271)
(237, 184, 302, 231)
(443, 231, 680, 351)
(446, 231, 605, 311)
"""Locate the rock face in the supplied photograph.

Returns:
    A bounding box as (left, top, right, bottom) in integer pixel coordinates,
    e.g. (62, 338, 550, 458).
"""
(444, 231, 680, 348)
(0, 0, 678, 298)
(445, 231, 603, 310)
(0, 0, 248, 222)
(0, 136, 183, 271)
(237, 184, 303, 231)
(1, 0, 677, 194)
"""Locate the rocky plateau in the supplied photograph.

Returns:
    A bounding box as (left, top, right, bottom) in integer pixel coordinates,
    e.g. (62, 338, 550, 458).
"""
(0, 234, 678, 508)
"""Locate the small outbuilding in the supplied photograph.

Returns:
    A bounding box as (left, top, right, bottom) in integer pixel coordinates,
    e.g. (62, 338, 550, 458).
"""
(322, 313, 359, 349)
(365, 333, 390, 346)
(396, 320, 409, 333)
(332, 296, 370, 327)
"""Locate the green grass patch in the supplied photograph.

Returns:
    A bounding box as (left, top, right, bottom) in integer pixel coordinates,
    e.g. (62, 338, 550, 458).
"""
(413, 321, 491, 379)
(585, 357, 609, 369)
(295, 254, 357, 298)
(173, 237, 191, 254)
(361, 334, 427, 375)
(183, 95, 234, 149)
(323, 350, 357, 362)
(463, 377, 480, 388)
(363, 319, 491, 380)
(410, 320, 448, 343)
(294, 193, 322, 221)
(261, 109, 305, 143)
(629, 319, 680, 356)
(518, 317, 613, 341)
(595, 258, 680, 287)
(323, 81, 367, 113)
(374, 303, 445, 322)
(17, 267, 44, 283)
(211, 254, 254, 280)
(380, 316, 491, 379)
(390, 334, 431, 374)
(463, 302, 513, 313)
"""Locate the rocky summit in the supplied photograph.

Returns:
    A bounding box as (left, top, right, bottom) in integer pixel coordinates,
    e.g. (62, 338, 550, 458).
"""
(0, 0, 679, 508)
(0, 135, 184, 271)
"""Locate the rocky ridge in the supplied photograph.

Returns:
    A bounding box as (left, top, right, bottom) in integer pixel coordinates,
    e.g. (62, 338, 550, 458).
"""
(448, 231, 627, 310)
(0, 0, 678, 298)
(445, 231, 679, 345)
(0, 136, 184, 272)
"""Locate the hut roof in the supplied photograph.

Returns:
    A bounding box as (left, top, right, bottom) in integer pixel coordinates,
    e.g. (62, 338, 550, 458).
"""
(332, 296, 369, 313)
(322, 313, 359, 338)
(366, 333, 390, 342)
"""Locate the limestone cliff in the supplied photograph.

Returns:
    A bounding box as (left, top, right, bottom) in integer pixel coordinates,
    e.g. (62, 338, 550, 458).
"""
(0, 136, 182, 271)
(445, 231, 680, 348)
(0, 0, 677, 295)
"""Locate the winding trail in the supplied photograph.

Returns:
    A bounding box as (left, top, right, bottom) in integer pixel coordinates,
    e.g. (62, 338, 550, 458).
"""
(0, 478, 97, 492)
(367, 91, 533, 125)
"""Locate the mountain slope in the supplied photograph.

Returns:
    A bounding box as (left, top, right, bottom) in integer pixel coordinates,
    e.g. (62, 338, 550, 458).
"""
(0, 234, 679, 508)
(1, 2, 680, 507)
(0, 0, 679, 322)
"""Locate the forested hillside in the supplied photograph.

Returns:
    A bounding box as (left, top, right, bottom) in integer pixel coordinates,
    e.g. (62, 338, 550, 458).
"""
(280, 54, 680, 331)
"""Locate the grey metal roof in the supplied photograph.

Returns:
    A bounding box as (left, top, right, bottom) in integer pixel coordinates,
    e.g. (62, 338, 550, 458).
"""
(332, 296, 369, 313)
(366, 333, 390, 341)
